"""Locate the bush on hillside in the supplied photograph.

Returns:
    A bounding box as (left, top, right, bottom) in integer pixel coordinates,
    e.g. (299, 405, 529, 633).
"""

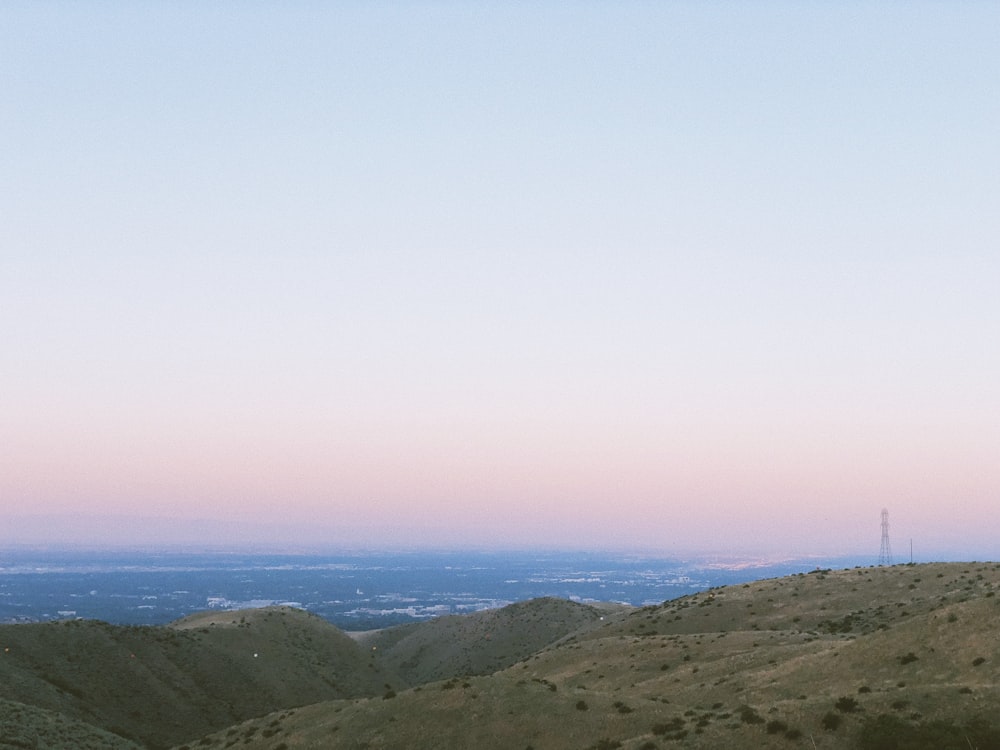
(858, 714, 1000, 750)
(765, 719, 787, 734)
(821, 712, 842, 731)
(835, 696, 860, 713)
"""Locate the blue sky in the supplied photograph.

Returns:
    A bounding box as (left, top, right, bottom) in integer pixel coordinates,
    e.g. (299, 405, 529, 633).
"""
(2, 3, 998, 557)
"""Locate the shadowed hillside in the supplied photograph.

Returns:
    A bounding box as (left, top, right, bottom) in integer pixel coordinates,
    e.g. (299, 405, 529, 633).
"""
(0, 698, 144, 750)
(176, 562, 1000, 750)
(0, 606, 399, 748)
(356, 597, 627, 685)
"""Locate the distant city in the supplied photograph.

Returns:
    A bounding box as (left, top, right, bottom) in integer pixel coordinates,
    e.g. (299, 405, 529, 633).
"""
(0, 548, 871, 629)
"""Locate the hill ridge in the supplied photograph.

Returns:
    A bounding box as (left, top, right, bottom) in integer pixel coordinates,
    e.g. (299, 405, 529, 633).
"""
(3, 562, 1000, 749)
(171, 562, 1000, 750)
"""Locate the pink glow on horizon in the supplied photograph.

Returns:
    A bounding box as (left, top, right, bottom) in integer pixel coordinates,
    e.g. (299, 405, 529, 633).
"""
(3, 4, 998, 557)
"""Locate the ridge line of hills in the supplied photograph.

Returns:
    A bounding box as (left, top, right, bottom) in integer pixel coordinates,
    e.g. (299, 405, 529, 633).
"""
(2, 561, 999, 749)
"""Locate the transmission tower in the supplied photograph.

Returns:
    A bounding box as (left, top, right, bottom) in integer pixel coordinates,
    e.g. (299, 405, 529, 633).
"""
(878, 508, 893, 566)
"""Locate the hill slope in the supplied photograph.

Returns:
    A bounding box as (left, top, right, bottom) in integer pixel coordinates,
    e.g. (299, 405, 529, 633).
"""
(357, 596, 624, 685)
(177, 562, 1000, 750)
(0, 698, 144, 750)
(0, 605, 398, 748)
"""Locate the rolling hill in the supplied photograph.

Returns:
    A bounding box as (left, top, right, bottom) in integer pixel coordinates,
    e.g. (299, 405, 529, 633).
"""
(173, 562, 1000, 750)
(353, 596, 627, 685)
(0, 606, 399, 748)
(3, 562, 1000, 749)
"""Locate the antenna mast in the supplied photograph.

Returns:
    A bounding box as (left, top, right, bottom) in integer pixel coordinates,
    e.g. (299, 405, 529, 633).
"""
(878, 508, 893, 566)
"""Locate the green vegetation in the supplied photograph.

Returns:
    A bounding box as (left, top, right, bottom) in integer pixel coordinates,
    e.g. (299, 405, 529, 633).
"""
(822, 711, 843, 730)
(859, 714, 1000, 750)
(835, 696, 861, 713)
(0, 698, 143, 750)
(765, 718, 787, 734)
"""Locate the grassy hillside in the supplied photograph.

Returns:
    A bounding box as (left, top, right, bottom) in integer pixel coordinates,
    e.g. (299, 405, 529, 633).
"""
(356, 597, 626, 685)
(3, 562, 999, 749)
(0, 698, 144, 750)
(175, 562, 1000, 750)
(0, 606, 398, 748)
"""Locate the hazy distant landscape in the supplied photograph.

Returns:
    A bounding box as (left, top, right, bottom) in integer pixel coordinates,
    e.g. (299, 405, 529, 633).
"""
(0, 548, 865, 629)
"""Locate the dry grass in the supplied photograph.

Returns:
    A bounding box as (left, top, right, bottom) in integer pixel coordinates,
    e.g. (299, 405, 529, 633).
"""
(4, 562, 1000, 749)
(175, 562, 1000, 750)
(356, 596, 624, 684)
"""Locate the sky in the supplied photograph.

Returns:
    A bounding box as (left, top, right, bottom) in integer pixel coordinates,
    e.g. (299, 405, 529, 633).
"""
(2, 2, 998, 558)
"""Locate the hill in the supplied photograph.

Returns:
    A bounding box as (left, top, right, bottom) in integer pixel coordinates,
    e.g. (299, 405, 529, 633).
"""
(3, 562, 1000, 749)
(175, 562, 1000, 750)
(355, 596, 626, 685)
(0, 605, 399, 748)
(0, 697, 144, 750)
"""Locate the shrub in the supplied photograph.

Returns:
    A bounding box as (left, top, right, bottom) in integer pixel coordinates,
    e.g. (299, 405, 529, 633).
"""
(973, 656, 986, 666)
(835, 696, 860, 713)
(652, 718, 685, 735)
(576, 700, 588, 711)
(898, 652, 919, 665)
(822, 712, 842, 731)
(822, 615, 855, 634)
(739, 705, 764, 725)
(766, 719, 788, 734)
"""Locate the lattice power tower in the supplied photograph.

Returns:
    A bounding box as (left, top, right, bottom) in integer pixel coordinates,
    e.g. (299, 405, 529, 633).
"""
(878, 508, 893, 566)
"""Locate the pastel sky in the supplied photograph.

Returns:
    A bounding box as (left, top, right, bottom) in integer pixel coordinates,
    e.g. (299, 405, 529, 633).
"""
(2, 3, 998, 558)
